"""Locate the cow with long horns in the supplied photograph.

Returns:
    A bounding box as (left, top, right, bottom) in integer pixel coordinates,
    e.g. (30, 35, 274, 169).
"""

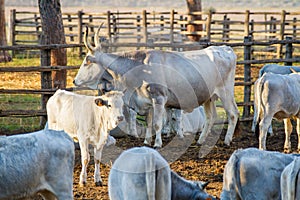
(74, 24, 240, 148)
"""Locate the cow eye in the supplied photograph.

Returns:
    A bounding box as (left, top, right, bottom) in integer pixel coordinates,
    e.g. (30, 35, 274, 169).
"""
(85, 59, 91, 66)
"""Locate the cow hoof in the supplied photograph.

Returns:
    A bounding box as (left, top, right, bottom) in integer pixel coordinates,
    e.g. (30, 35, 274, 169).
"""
(153, 146, 162, 150)
(284, 148, 291, 154)
(224, 138, 231, 146)
(95, 181, 103, 187)
(197, 139, 205, 145)
(79, 182, 86, 187)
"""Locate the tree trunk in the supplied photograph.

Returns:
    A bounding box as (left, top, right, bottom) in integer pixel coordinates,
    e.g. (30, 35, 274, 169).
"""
(38, 0, 67, 89)
(186, 0, 203, 42)
(0, 0, 11, 62)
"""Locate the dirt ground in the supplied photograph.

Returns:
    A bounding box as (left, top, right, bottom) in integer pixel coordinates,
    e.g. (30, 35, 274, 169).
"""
(71, 122, 297, 200)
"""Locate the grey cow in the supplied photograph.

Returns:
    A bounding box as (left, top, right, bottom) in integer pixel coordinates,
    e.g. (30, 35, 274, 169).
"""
(252, 70, 300, 151)
(281, 157, 300, 200)
(252, 64, 300, 134)
(108, 146, 216, 200)
(74, 25, 240, 148)
(0, 127, 74, 200)
(221, 148, 299, 200)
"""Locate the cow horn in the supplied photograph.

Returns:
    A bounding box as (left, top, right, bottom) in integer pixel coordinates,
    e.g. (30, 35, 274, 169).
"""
(94, 22, 104, 50)
(84, 26, 95, 52)
(290, 67, 297, 73)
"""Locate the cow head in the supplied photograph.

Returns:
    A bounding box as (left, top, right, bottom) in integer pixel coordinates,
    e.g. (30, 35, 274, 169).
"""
(95, 91, 124, 130)
(74, 24, 111, 90)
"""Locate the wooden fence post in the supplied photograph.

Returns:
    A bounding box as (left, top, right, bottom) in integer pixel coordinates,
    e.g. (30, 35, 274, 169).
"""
(285, 36, 293, 66)
(206, 10, 212, 41)
(106, 11, 112, 52)
(293, 17, 297, 39)
(67, 14, 74, 42)
(277, 10, 286, 58)
(222, 14, 229, 42)
(10, 9, 16, 57)
(77, 10, 83, 56)
(142, 10, 148, 44)
(136, 15, 141, 50)
(269, 16, 276, 40)
(40, 49, 52, 127)
(160, 15, 164, 31)
(244, 10, 250, 36)
(243, 36, 252, 118)
(170, 9, 175, 49)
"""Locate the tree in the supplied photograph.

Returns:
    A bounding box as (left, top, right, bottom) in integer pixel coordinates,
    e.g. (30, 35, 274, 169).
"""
(38, 0, 67, 88)
(0, 0, 11, 62)
(186, 0, 203, 42)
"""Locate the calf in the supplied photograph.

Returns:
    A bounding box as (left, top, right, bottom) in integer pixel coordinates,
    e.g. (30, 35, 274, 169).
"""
(108, 146, 215, 200)
(221, 148, 299, 200)
(281, 157, 300, 200)
(252, 70, 300, 152)
(47, 89, 124, 186)
(252, 64, 300, 134)
(0, 127, 74, 200)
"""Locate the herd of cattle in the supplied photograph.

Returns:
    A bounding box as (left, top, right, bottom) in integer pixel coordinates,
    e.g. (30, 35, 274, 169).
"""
(1, 25, 300, 199)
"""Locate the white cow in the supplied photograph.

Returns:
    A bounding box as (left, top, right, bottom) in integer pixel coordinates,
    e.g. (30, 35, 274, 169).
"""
(221, 148, 299, 200)
(0, 127, 74, 200)
(47, 89, 124, 186)
(162, 106, 206, 136)
(252, 70, 300, 152)
(281, 157, 300, 200)
(252, 64, 300, 135)
(108, 146, 216, 200)
(74, 26, 240, 148)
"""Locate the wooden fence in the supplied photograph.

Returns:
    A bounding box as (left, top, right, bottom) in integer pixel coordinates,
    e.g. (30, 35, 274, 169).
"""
(10, 9, 300, 56)
(1, 38, 300, 131)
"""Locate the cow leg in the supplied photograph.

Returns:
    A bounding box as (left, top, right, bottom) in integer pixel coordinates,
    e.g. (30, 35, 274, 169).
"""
(129, 108, 138, 137)
(94, 146, 104, 186)
(259, 116, 272, 150)
(152, 96, 167, 148)
(197, 99, 217, 145)
(78, 137, 90, 187)
(161, 108, 171, 137)
(297, 118, 300, 152)
(172, 109, 184, 138)
(284, 118, 293, 153)
(218, 92, 239, 145)
(144, 109, 153, 145)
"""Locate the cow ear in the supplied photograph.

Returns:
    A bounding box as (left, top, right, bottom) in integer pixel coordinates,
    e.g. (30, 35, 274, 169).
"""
(197, 181, 209, 190)
(95, 98, 108, 107)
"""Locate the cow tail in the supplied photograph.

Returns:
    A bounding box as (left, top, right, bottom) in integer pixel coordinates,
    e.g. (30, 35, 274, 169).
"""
(145, 152, 156, 200)
(282, 158, 300, 200)
(254, 76, 265, 139)
(233, 150, 244, 199)
(221, 149, 242, 199)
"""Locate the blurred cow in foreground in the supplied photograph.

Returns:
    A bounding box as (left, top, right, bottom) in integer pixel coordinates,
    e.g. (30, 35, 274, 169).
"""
(0, 127, 74, 199)
(221, 148, 299, 200)
(281, 157, 300, 200)
(109, 146, 216, 200)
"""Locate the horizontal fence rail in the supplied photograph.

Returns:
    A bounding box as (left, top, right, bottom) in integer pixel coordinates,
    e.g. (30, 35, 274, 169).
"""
(10, 9, 300, 57)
